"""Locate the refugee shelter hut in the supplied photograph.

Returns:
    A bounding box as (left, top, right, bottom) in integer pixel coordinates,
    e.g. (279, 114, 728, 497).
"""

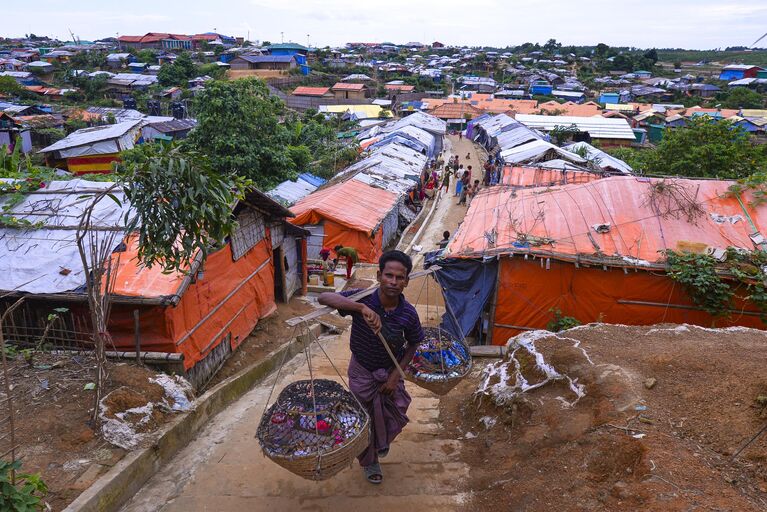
(499, 139, 587, 166)
(439, 176, 767, 345)
(38, 120, 144, 173)
(0, 112, 32, 153)
(500, 165, 603, 188)
(289, 179, 399, 262)
(0, 180, 306, 389)
(563, 141, 633, 174)
(515, 114, 636, 146)
(141, 118, 197, 141)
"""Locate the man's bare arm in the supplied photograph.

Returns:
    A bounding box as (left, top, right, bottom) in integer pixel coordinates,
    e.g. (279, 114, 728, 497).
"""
(318, 292, 382, 333)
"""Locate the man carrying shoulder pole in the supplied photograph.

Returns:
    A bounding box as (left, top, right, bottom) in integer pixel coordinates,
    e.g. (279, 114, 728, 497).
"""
(318, 250, 424, 484)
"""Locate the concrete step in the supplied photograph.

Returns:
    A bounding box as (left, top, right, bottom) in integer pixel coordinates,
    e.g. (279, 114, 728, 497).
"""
(163, 494, 466, 512)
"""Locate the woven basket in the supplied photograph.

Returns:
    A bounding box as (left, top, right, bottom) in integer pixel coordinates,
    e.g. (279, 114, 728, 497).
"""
(257, 379, 370, 481)
(405, 327, 472, 396)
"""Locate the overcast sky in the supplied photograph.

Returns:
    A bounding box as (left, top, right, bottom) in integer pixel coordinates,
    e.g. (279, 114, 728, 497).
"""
(5, 0, 767, 50)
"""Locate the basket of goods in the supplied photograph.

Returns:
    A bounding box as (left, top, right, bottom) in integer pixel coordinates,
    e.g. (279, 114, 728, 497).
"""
(257, 379, 370, 480)
(405, 327, 472, 395)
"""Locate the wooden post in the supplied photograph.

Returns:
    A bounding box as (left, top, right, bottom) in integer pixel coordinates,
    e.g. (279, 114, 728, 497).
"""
(133, 309, 141, 365)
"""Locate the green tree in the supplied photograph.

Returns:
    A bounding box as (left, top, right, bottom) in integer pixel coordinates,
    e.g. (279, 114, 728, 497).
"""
(543, 38, 561, 53)
(632, 117, 767, 178)
(643, 48, 659, 64)
(722, 87, 765, 110)
(157, 52, 198, 86)
(70, 73, 109, 101)
(595, 43, 610, 58)
(183, 78, 296, 188)
(197, 63, 226, 80)
(0, 76, 24, 96)
(69, 51, 106, 69)
(134, 49, 156, 64)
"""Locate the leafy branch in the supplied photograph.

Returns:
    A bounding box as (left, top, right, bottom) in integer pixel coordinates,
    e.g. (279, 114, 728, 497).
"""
(116, 143, 251, 274)
(666, 248, 767, 321)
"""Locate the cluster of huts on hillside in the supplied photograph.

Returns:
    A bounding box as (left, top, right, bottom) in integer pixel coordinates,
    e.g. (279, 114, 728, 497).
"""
(0, 177, 309, 389)
(467, 112, 633, 174)
(434, 113, 767, 345)
(275, 111, 445, 262)
(0, 111, 445, 387)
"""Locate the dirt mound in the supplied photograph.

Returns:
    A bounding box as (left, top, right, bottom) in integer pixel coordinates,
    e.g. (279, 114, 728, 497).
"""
(442, 323, 767, 511)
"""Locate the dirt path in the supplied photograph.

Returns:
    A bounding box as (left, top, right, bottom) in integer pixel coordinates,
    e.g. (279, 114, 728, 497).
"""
(411, 134, 485, 269)
(120, 327, 469, 512)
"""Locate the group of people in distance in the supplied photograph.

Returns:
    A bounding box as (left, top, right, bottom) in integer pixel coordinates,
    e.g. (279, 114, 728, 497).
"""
(406, 136, 503, 211)
(444, 148, 501, 209)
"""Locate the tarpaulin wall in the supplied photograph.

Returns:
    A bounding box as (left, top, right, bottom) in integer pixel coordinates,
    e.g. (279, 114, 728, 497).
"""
(491, 256, 765, 345)
(67, 154, 120, 174)
(434, 257, 497, 340)
(324, 219, 383, 263)
(110, 239, 276, 369)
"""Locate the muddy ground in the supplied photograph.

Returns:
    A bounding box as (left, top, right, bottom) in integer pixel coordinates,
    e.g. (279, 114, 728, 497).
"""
(441, 323, 767, 512)
(3, 355, 170, 510)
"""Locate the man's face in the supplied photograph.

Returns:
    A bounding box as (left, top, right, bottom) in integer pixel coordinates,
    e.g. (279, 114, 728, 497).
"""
(377, 261, 409, 298)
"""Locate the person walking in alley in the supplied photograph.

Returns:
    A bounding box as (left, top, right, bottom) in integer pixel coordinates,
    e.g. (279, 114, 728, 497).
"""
(454, 164, 465, 196)
(439, 165, 451, 194)
(491, 164, 501, 186)
(334, 244, 359, 280)
(458, 168, 471, 205)
(318, 251, 424, 485)
(467, 179, 480, 208)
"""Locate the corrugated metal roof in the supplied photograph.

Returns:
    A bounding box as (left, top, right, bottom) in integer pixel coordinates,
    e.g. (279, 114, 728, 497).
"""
(237, 55, 295, 64)
(39, 120, 143, 154)
(267, 179, 317, 205)
(741, 109, 767, 119)
(381, 111, 447, 136)
(605, 103, 638, 112)
(495, 124, 542, 151)
(500, 139, 587, 165)
(515, 114, 636, 140)
(331, 82, 367, 91)
(146, 118, 197, 133)
(564, 142, 632, 174)
(292, 86, 330, 96)
(722, 64, 762, 71)
(85, 107, 145, 122)
(474, 113, 517, 138)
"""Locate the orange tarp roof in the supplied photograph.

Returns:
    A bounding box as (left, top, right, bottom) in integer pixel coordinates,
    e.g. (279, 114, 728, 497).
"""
(430, 102, 483, 120)
(110, 235, 186, 299)
(290, 179, 398, 234)
(292, 86, 330, 96)
(448, 176, 765, 266)
(537, 100, 602, 117)
(501, 165, 603, 188)
(423, 96, 540, 115)
(331, 82, 367, 91)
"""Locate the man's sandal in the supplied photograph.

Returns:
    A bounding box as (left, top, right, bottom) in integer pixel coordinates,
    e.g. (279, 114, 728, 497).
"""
(377, 447, 389, 459)
(363, 462, 383, 484)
